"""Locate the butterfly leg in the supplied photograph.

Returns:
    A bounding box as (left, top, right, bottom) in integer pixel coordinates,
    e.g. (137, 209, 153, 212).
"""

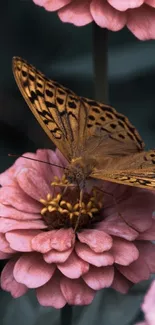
(74, 188, 84, 233)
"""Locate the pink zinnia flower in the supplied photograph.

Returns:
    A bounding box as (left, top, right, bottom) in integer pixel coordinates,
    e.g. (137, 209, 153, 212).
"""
(32, 0, 155, 40)
(136, 280, 155, 325)
(0, 148, 155, 308)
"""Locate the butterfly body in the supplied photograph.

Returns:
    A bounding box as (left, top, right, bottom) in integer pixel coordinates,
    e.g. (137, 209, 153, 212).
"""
(12, 57, 155, 192)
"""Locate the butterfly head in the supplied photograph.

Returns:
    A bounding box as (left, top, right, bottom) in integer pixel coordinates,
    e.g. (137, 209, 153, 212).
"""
(65, 157, 96, 190)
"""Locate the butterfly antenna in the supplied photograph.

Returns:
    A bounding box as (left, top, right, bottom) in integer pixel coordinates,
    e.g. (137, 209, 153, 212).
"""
(8, 153, 68, 170)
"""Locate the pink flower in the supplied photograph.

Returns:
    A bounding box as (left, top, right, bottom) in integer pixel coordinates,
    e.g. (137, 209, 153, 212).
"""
(32, 0, 155, 40)
(0, 148, 155, 308)
(136, 280, 155, 325)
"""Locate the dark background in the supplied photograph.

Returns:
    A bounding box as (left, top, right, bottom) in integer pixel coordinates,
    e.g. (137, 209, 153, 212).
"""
(0, 1, 155, 324)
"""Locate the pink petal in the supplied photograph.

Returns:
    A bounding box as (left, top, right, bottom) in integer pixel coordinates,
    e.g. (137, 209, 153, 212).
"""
(0, 203, 41, 220)
(145, 0, 155, 6)
(112, 269, 132, 294)
(75, 242, 114, 267)
(32, 228, 75, 253)
(43, 247, 73, 263)
(83, 265, 114, 290)
(33, 0, 47, 6)
(13, 253, 56, 288)
(17, 168, 52, 201)
(0, 218, 46, 233)
(98, 216, 138, 241)
(0, 185, 41, 213)
(0, 167, 17, 186)
(57, 251, 89, 278)
(78, 229, 113, 253)
(58, 0, 93, 26)
(141, 280, 155, 325)
(111, 237, 139, 265)
(1, 260, 28, 298)
(117, 255, 150, 283)
(0, 153, 38, 186)
(0, 233, 16, 253)
(127, 4, 155, 40)
(0, 251, 15, 259)
(14, 152, 41, 170)
(136, 241, 155, 273)
(55, 149, 68, 168)
(106, 189, 154, 233)
(60, 277, 95, 305)
(47, 149, 67, 180)
(138, 220, 155, 240)
(90, 0, 127, 30)
(108, 0, 144, 11)
(36, 272, 66, 308)
(44, 0, 72, 11)
(6, 230, 41, 252)
(35, 149, 56, 186)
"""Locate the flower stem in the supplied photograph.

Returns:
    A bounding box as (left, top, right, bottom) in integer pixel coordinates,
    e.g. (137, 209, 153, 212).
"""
(93, 24, 109, 103)
(60, 304, 73, 325)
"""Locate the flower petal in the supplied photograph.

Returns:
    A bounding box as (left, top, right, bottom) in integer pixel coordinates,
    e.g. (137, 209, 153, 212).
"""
(17, 168, 52, 201)
(108, 0, 144, 11)
(83, 265, 114, 290)
(0, 218, 46, 233)
(78, 229, 113, 253)
(136, 241, 155, 273)
(112, 269, 132, 294)
(145, 0, 155, 7)
(0, 251, 14, 259)
(98, 216, 138, 241)
(138, 220, 155, 240)
(0, 233, 16, 253)
(0, 185, 41, 213)
(58, 0, 93, 26)
(43, 247, 73, 263)
(90, 0, 127, 30)
(1, 260, 28, 298)
(36, 272, 66, 308)
(0, 203, 41, 220)
(57, 251, 89, 278)
(117, 255, 150, 283)
(141, 280, 155, 325)
(60, 277, 95, 305)
(13, 253, 56, 288)
(75, 242, 114, 267)
(111, 237, 139, 265)
(44, 0, 72, 11)
(32, 228, 75, 253)
(6, 230, 41, 252)
(105, 188, 154, 233)
(127, 4, 155, 40)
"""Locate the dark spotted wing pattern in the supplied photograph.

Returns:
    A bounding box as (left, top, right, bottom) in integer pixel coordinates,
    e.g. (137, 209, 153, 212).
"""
(12, 57, 144, 163)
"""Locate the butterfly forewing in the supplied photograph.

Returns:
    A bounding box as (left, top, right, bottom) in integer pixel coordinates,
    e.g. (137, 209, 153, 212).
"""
(12, 57, 89, 161)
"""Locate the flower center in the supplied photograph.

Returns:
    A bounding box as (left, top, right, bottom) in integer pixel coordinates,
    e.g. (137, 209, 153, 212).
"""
(40, 176, 103, 231)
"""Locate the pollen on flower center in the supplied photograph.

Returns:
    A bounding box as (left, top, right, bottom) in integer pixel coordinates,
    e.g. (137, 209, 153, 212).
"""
(40, 176, 103, 231)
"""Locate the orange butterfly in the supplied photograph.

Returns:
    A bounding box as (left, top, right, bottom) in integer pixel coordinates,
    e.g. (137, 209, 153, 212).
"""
(12, 56, 155, 197)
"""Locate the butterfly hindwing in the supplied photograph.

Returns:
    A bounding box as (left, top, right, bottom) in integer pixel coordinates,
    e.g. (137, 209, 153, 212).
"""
(92, 150, 155, 190)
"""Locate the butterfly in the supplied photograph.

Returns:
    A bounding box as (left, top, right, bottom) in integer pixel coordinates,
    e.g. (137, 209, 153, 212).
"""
(12, 56, 155, 198)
